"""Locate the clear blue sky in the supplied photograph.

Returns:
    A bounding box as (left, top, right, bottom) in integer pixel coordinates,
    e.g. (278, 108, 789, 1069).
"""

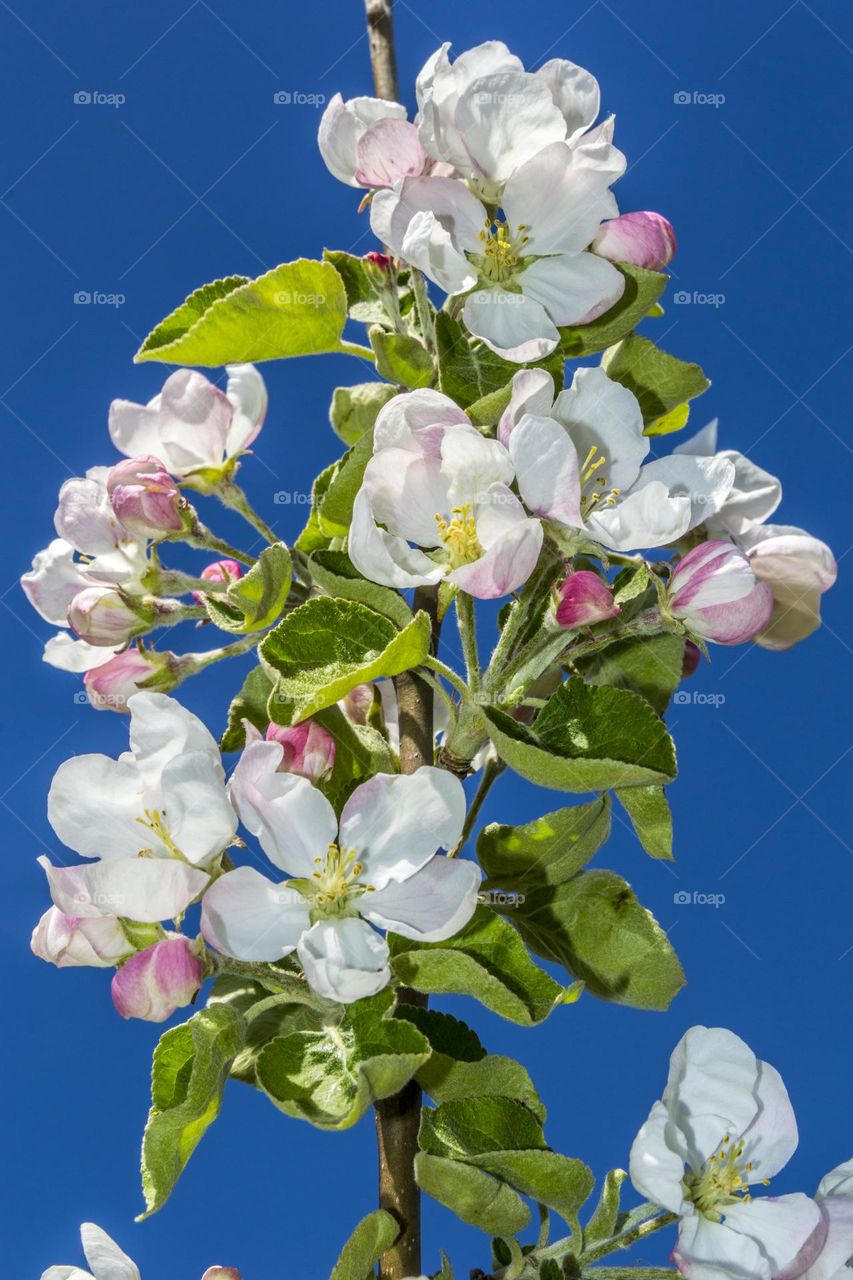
(3, 1, 851, 1274)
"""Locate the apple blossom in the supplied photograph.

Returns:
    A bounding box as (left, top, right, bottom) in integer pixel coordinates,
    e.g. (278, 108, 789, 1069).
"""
(630, 1026, 825, 1280)
(108, 364, 267, 487)
(31, 906, 136, 968)
(111, 935, 204, 1023)
(739, 524, 837, 651)
(798, 1161, 853, 1280)
(349, 389, 543, 599)
(83, 645, 175, 712)
(106, 454, 183, 539)
(41, 1222, 141, 1280)
(191, 557, 244, 604)
(591, 210, 677, 270)
(318, 92, 426, 188)
(265, 719, 337, 782)
(554, 570, 619, 629)
(499, 367, 735, 551)
(67, 585, 152, 647)
(674, 419, 782, 536)
(203, 752, 479, 1002)
(666, 540, 774, 645)
(41, 692, 236, 923)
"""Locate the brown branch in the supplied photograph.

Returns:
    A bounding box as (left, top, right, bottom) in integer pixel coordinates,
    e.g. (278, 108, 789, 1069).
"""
(364, 0, 400, 102)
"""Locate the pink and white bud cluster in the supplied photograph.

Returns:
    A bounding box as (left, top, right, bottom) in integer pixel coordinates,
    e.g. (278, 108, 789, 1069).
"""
(554, 570, 620, 630)
(667, 540, 774, 645)
(106, 453, 184, 539)
(111, 935, 204, 1023)
(192, 558, 244, 603)
(591, 210, 677, 271)
(31, 906, 135, 968)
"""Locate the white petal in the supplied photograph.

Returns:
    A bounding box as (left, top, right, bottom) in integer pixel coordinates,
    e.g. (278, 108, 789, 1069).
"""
(439, 424, 514, 506)
(40, 1268, 92, 1280)
(708, 449, 782, 536)
(629, 1099, 689, 1214)
(39, 855, 208, 923)
(81, 1223, 141, 1280)
(463, 288, 559, 363)
(503, 142, 616, 256)
(455, 71, 567, 185)
(400, 209, 478, 294)
(225, 363, 267, 455)
(362, 855, 482, 941)
(373, 389, 470, 456)
(201, 866, 309, 961)
(804, 1187, 853, 1280)
(673, 418, 719, 457)
(632, 454, 736, 533)
(21, 539, 94, 625)
(228, 739, 336, 875)
(297, 917, 390, 1003)
(127, 691, 221, 792)
(349, 490, 445, 591)
(569, 115, 626, 184)
(676, 1212, 770, 1280)
(363, 449, 449, 545)
(160, 751, 238, 867)
(48, 755, 145, 859)
(417, 41, 522, 171)
(109, 370, 232, 475)
(43, 633, 122, 673)
(497, 368, 556, 446)
(339, 768, 467, 889)
(318, 93, 406, 186)
(452, 498, 543, 598)
(587, 482, 692, 552)
(723, 1196, 825, 1280)
(740, 1060, 798, 1181)
(356, 118, 426, 188)
(663, 1026, 761, 1171)
(509, 413, 583, 525)
(521, 252, 626, 327)
(370, 176, 484, 259)
(553, 365, 648, 490)
(536, 59, 600, 139)
(55, 474, 123, 555)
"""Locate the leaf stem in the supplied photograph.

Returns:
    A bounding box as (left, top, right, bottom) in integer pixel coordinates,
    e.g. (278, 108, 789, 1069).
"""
(455, 593, 481, 693)
(340, 339, 378, 362)
(582, 1209, 679, 1265)
(422, 654, 468, 700)
(449, 755, 504, 855)
(218, 480, 280, 545)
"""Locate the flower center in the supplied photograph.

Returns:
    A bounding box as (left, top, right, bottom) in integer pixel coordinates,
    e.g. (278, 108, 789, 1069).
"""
(435, 504, 484, 568)
(683, 1135, 766, 1222)
(306, 842, 371, 919)
(578, 444, 620, 518)
(475, 218, 529, 284)
(136, 808, 187, 861)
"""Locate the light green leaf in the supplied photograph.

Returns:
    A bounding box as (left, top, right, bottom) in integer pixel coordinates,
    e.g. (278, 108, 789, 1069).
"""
(483, 681, 677, 792)
(617, 785, 674, 860)
(317, 431, 376, 536)
(645, 400, 691, 436)
(255, 990, 431, 1129)
(261, 597, 431, 723)
(308, 550, 413, 628)
(507, 870, 685, 1011)
(469, 1150, 594, 1228)
(583, 1168, 627, 1244)
(389, 907, 567, 1026)
(559, 265, 668, 357)
(602, 333, 709, 425)
(420, 1096, 546, 1160)
(370, 326, 434, 388)
(220, 664, 275, 753)
(330, 1209, 399, 1280)
(206, 974, 333, 1086)
(435, 311, 563, 409)
(330, 382, 397, 445)
(136, 259, 350, 365)
(477, 795, 611, 890)
(139, 1004, 245, 1218)
(575, 631, 686, 715)
(415, 1152, 530, 1237)
(204, 542, 291, 633)
(294, 462, 337, 554)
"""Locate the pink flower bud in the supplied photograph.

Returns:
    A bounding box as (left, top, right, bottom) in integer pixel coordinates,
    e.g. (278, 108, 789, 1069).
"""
(201, 1270, 242, 1280)
(591, 211, 677, 271)
(111, 936, 204, 1023)
(365, 252, 392, 271)
(555, 571, 620, 630)
(682, 639, 702, 678)
(67, 586, 147, 646)
(107, 455, 183, 539)
(192, 558, 244, 604)
(668, 540, 774, 645)
(340, 682, 379, 725)
(83, 645, 170, 712)
(31, 906, 134, 968)
(265, 719, 336, 782)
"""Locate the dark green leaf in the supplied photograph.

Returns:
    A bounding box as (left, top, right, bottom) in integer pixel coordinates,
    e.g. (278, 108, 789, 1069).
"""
(602, 333, 709, 426)
(435, 311, 563, 409)
(574, 632, 686, 715)
(616, 785, 674, 860)
(477, 796, 611, 890)
(469, 1150, 594, 1228)
(317, 431, 375, 536)
(420, 1096, 546, 1159)
(330, 1209, 399, 1280)
(308, 550, 413, 628)
(220, 664, 275, 753)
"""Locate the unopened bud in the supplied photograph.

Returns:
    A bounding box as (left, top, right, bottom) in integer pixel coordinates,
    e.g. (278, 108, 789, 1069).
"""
(554, 571, 620, 630)
(266, 719, 336, 782)
(31, 906, 135, 968)
(107, 455, 183, 539)
(591, 211, 677, 271)
(667, 541, 774, 645)
(111, 936, 204, 1023)
(192, 558, 244, 604)
(67, 586, 150, 646)
(83, 645, 176, 712)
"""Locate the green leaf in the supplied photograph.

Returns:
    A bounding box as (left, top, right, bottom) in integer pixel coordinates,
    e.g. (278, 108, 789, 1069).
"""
(435, 311, 563, 409)
(645, 400, 691, 436)
(255, 990, 431, 1129)
(330, 1209, 399, 1280)
(469, 1149, 594, 1228)
(308, 550, 413, 628)
(420, 1096, 546, 1160)
(206, 975, 332, 1085)
(394, 1005, 485, 1064)
(583, 1168, 627, 1244)
(330, 382, 397, 446)
(507, 870, 685, 1011)
(313, 702, 399, 813)
(574, 631, 685, 715)
(323, 249, 413, 325)
(483, 681, 677, 793)
(135, 259, 350, 365)
(204, 542, 291, 633)
(419, 1054, 546, 1124)
(559, 265, 668, 357)
(617, 785, 674, 860)
(602, 333, 710, 426)
(220, 664, 275, 752)
(477, 795, 611, 891)
(294, 462, 337, 554)
(139, 1004, 245, 1218)
(317, 431, 376, 537)
(389, 907, 567, 1026)
(261, 597, 431, 723)
(370, 327, 434, 388)
(415, 1152, 530, 1236)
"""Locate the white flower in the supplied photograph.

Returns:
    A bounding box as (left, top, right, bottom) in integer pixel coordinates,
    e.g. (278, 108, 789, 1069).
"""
(674, 419, 782, 536)
(41, 1222, 140, 1280)
(799, 1161, 853, 1280)
(500, 367, 735, 551)
(348, 389, 543, 599)
(372, 137, 624, 362)
(738, 523, 837, 652)
(202, 750, 479, 1003)
(108, 364, 267, 483)
(630, 1026, 825, 1280)
(40, 692, 236, 923)
(318, 93, 426, 188)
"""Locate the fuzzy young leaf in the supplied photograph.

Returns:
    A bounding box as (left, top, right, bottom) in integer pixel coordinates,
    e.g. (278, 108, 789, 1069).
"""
(419, 1054, 546, 1124)
(204, 542, 291, 634)
(330, 1209, 400, 1280)
(617, 785, 674, 860)
(602, 333, 709, 426)
(389, 908, 567, 1026)
(139, 1004, 245, 1218)
(415, 1152, 531, 1237)
(307, 550, 413, 628)
(370, 326, 434, 388)
(559, 264, 668, 358)
(477, 795, 611, 891)
(574, 632, 685, 715)
(261, 597, 431, 723)
(330, 382, 397, 445)
(583, 1168, 628, 1244)
(469, 1149, 594, 1228)
(135, 259, 349, 365)
(420, 1095, 546, 1160)
(220, 664, 276, 752)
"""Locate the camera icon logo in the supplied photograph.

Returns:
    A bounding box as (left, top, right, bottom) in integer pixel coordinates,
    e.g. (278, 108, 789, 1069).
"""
(273, 91, 292, 105)
(673, 91, 691, 105)
(673, 290, 692, 305)
(74, 90, 92, 105)
(673, 690, 691, 704)
(73, 290, 92, 305)
(673, 891, 692, 905)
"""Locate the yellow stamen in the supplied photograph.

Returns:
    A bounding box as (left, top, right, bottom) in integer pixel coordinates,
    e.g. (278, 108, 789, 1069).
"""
(435, 504, 484, 568)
